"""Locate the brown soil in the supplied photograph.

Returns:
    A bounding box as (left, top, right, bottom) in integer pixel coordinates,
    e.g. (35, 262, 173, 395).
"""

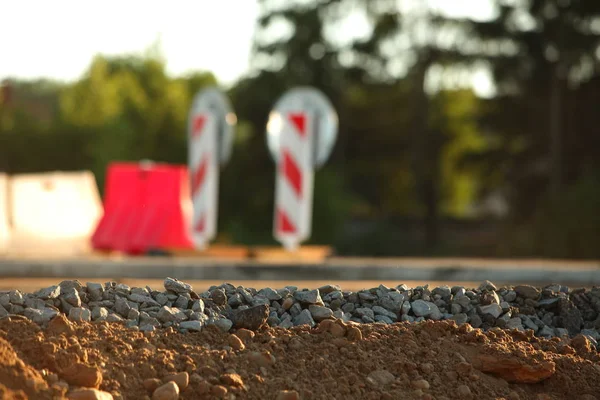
(1, 316, 600, 400)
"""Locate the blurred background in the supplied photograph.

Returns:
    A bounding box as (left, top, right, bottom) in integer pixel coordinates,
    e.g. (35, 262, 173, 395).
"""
(1, 0, 599, 260)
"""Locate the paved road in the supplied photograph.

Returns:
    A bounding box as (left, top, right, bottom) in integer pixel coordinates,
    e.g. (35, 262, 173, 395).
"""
(1, 256, 598, 285)
(326, 257, 600, 270)
(0, 277, 525, 293)
(1, 256, 599, 291)
(3, 255, 599, 269)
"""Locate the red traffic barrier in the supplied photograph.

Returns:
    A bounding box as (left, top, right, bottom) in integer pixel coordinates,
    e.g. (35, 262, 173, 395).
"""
(91, 162, 194, 254)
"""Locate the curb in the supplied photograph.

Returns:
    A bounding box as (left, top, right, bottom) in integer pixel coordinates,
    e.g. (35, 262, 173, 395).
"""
(0, 258, 599, 286)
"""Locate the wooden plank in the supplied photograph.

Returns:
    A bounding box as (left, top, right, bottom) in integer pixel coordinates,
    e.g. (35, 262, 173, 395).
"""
(250, 245, 333, 262)
(168, 245, 250, 260)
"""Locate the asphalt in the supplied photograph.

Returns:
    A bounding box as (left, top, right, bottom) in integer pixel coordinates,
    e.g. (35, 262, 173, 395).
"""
(0, 256, 598, 286)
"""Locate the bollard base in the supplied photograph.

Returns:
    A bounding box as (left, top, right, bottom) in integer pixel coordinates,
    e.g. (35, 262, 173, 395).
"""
(251, 245, 333, 262)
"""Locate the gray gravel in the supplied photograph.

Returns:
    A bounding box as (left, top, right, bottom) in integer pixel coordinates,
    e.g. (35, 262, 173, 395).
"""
(2, 278, 600, 347)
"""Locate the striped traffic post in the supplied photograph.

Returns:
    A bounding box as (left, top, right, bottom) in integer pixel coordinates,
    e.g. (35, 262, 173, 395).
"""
(274, 111, 315, 250)
(267, 88, 338, 251)
(188, 88, 236, 250)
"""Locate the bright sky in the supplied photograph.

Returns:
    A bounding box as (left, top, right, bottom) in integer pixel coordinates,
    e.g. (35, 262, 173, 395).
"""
(0, 0, 260, 85)
(0, 0, 496, 94)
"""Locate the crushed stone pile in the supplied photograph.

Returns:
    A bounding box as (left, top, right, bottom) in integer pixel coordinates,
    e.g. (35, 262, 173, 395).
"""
(1, 279, 600, 399)
(1, 279, 599, 344)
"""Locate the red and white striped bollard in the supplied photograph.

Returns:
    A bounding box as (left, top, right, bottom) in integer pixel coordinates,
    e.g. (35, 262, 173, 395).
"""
(188, 88, 236, 250)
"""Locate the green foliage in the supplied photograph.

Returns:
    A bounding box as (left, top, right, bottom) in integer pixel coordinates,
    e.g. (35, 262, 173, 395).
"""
(431, 90, 486, 217)
(530, 173, 600, 259)
(309, 166, 355, 244)
(1, 53, 218, 193)
(60, 57, 122, 127)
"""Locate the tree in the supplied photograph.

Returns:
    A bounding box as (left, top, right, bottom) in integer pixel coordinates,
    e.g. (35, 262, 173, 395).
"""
(347, 0, 496, 249)
(448, 0, 600, 257)
(252, 0, 345, 93)
(467, 0, 600, 197)
(58, 53, 217, 193)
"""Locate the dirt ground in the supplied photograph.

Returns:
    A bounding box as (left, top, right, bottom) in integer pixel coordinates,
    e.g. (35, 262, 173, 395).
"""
(1, 315, 599, 400)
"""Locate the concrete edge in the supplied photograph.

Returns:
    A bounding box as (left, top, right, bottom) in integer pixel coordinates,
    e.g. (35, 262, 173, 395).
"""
(0, 259, 599, 285)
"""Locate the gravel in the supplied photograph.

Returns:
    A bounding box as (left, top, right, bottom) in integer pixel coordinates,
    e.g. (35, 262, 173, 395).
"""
(35, 285, 61, 300)
(163, 277, 192, 294)
(179, 320, 203, 331)
(2, 278, 600, 347)
(308, 305, 334, 321)
(293, 289, 323, 305)
(293, 309, 315, 327)
(232, 304, 269, 330)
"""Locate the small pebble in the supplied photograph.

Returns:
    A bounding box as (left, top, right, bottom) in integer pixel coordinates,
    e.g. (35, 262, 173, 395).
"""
(152, 381, 179, 400)
(67, 389, 114, 400)
(211, 385, 228, 398)
(276, 390, 300, 400)
(236, 328, 255, 342)
(220, 373, 244, 387)
(164, 372, 188, 390)
(228, 334, 245, 351)
(329, 323, 346, 337)
(367, 370, 395, 386)
(346, 326, 362, 341)
(412, 379, 430, 390)
(249, 351, 276, 367)
(60, 363, 102, 389)
(143, 378, 161, 392)
(457, 385, 472, 397)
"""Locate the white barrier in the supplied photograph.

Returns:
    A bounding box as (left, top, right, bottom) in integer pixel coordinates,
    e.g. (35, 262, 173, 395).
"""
(0, 173, 9, 254)
(7, 171, 103, 257)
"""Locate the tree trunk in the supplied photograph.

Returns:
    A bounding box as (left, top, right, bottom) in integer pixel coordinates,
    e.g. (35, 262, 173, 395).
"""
(549, 68, 562, 195)
(411, 52, 440, 252)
